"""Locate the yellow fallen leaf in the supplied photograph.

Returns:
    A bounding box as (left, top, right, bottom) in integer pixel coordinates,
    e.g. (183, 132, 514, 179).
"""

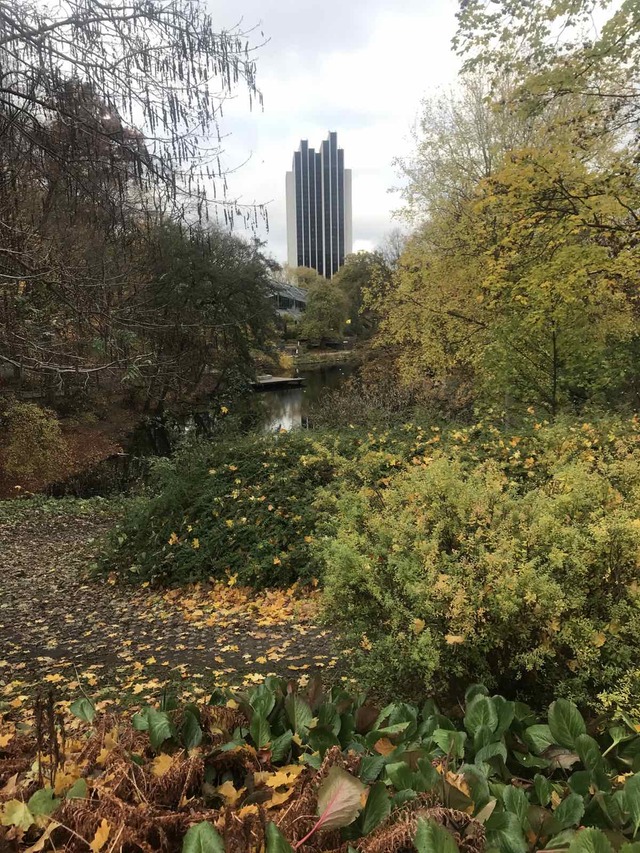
(44, 674, 64, 684)
(151, 754, 174, 778)
(237, 804, 259, 818)
(412, 618, 426, 635)
(216, 780, 243, 805)
(445, 771, 471, 799)
(0, 732, 14, 748)
(25, 821, 59, 852)
(90, 818, 110, 852)
(97, 747, 112, 766)
(54, 767, 81, 795)
(374, 738, 395, 756)
(445, 634, 465, 645)
(1, 799, 34, 831)
(593, 632, 606, 648)
(265, 788, 295, 808)
(262, 765, 305, 788)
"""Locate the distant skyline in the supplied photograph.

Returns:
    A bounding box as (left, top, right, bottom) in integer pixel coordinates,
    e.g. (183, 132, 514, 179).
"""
(212, 0, 460, 264)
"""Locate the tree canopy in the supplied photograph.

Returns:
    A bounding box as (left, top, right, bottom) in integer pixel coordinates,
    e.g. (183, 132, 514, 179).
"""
(0, 0, 273, 408)
(372, 51, 640, 415)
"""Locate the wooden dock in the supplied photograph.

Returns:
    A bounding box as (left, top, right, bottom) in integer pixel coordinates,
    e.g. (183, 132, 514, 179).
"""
(252, 375, 305, 391)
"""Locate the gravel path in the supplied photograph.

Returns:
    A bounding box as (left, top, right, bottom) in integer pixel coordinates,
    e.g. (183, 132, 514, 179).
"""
(0, 505, 339, 703)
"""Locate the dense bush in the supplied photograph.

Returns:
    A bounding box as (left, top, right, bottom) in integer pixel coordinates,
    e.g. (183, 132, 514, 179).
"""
(103, 430, 364, 586)
(103, 424, 473, 587)
(2, 401, 69, 483)
(322, 416, 640, 712)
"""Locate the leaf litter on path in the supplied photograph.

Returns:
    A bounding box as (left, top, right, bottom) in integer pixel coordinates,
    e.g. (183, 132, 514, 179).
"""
(0, 505, 342, 708)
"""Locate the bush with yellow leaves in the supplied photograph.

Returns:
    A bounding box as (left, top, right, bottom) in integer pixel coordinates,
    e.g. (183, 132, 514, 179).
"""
(323, 416, 640, 712)
(2, 401, 69, 485)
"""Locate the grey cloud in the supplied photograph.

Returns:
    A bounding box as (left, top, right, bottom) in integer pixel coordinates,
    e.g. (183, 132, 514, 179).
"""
(214, 0, 432, 62)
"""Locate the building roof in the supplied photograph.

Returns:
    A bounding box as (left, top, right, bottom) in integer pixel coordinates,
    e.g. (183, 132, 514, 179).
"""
(270, 280, 308, 304)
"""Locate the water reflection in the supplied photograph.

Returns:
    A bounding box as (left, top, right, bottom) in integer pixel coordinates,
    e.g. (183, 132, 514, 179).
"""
(260, 365, 355, 432)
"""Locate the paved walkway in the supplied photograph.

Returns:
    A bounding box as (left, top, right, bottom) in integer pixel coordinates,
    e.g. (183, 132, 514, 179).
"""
(0, 505, 339, 704)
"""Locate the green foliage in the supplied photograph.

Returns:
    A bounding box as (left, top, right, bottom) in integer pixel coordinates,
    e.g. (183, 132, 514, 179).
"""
(29, 676, 640, 852)
(322, 415, 640, 711)
(182, 821, 224, 853)
(139, 224, 275, 408)
(103, 424, 469, 587)
(298, 281, 350, 342)
(103, 431, 349, 586)
(332, 251, 391, 338)
(3, 402, 69, 483)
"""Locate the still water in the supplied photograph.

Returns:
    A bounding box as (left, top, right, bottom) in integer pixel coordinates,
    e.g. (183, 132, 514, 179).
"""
(260, 365, 355, 431)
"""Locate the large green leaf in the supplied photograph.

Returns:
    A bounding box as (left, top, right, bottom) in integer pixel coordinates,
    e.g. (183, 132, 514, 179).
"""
(432, 728, 467, 758)
(270, 731, 293, 763)
(415, 818, 460, 853)
(182, 821, 225, 853)
(475, 741, 507, 767)
(575, 734, 610, 792)
(250, 714, 271, 749)
(147, 708, 174, 751)
(492, 696, 515, 736)
(250, 683, 276, 720)
(386, 762, 415, 790)
(568, 828, 614, 853)
(513, 751, 550, 770)
(555, 793, 585, 830)
(625, 772, 640, 835)
(132, 707, 150, 731)
(525, 724, 555, 755)
(360, 780, 391, 835)
(69, 697, 95, 723)
(27, 788, 60, 817)
(183, 709, 203, 751)
(503, 786, 529, 828)
(548, 700, 586, 749)
(465, 696, 498, 736)
(359, 755, 386, 784)
(284, 693, 313, 736)
(66, 778, 88, 800)
(265, 822, 294, 853)
(534, 774, 552, 807)
(485, 810, 528, 853)
(415, 757, 440, 792)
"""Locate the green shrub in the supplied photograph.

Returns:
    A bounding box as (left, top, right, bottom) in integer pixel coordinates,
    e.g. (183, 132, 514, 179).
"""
(322, 416, 640, 712)
(103, 431, 351, 586)
(3, 401, 69, 483)
(102, 423, 471, 587)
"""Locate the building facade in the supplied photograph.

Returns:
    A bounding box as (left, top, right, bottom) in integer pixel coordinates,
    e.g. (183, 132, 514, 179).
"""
(286, 131, 352, 278)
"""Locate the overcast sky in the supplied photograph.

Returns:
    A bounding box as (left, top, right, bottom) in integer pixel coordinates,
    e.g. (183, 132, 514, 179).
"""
(212, 0, 461, 263)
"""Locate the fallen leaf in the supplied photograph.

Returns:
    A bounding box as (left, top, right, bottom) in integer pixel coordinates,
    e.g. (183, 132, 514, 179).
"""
(151, 753, 174, 778)
(216, 780, 243, 805)
(25, 820, 60, 852)
(373, 738, 395, 756)
(90, 818, 110, 852)
(1, 800, 34, 831)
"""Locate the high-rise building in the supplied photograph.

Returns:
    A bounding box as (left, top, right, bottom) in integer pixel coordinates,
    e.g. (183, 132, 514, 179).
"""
(286, 131, 352, 278)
